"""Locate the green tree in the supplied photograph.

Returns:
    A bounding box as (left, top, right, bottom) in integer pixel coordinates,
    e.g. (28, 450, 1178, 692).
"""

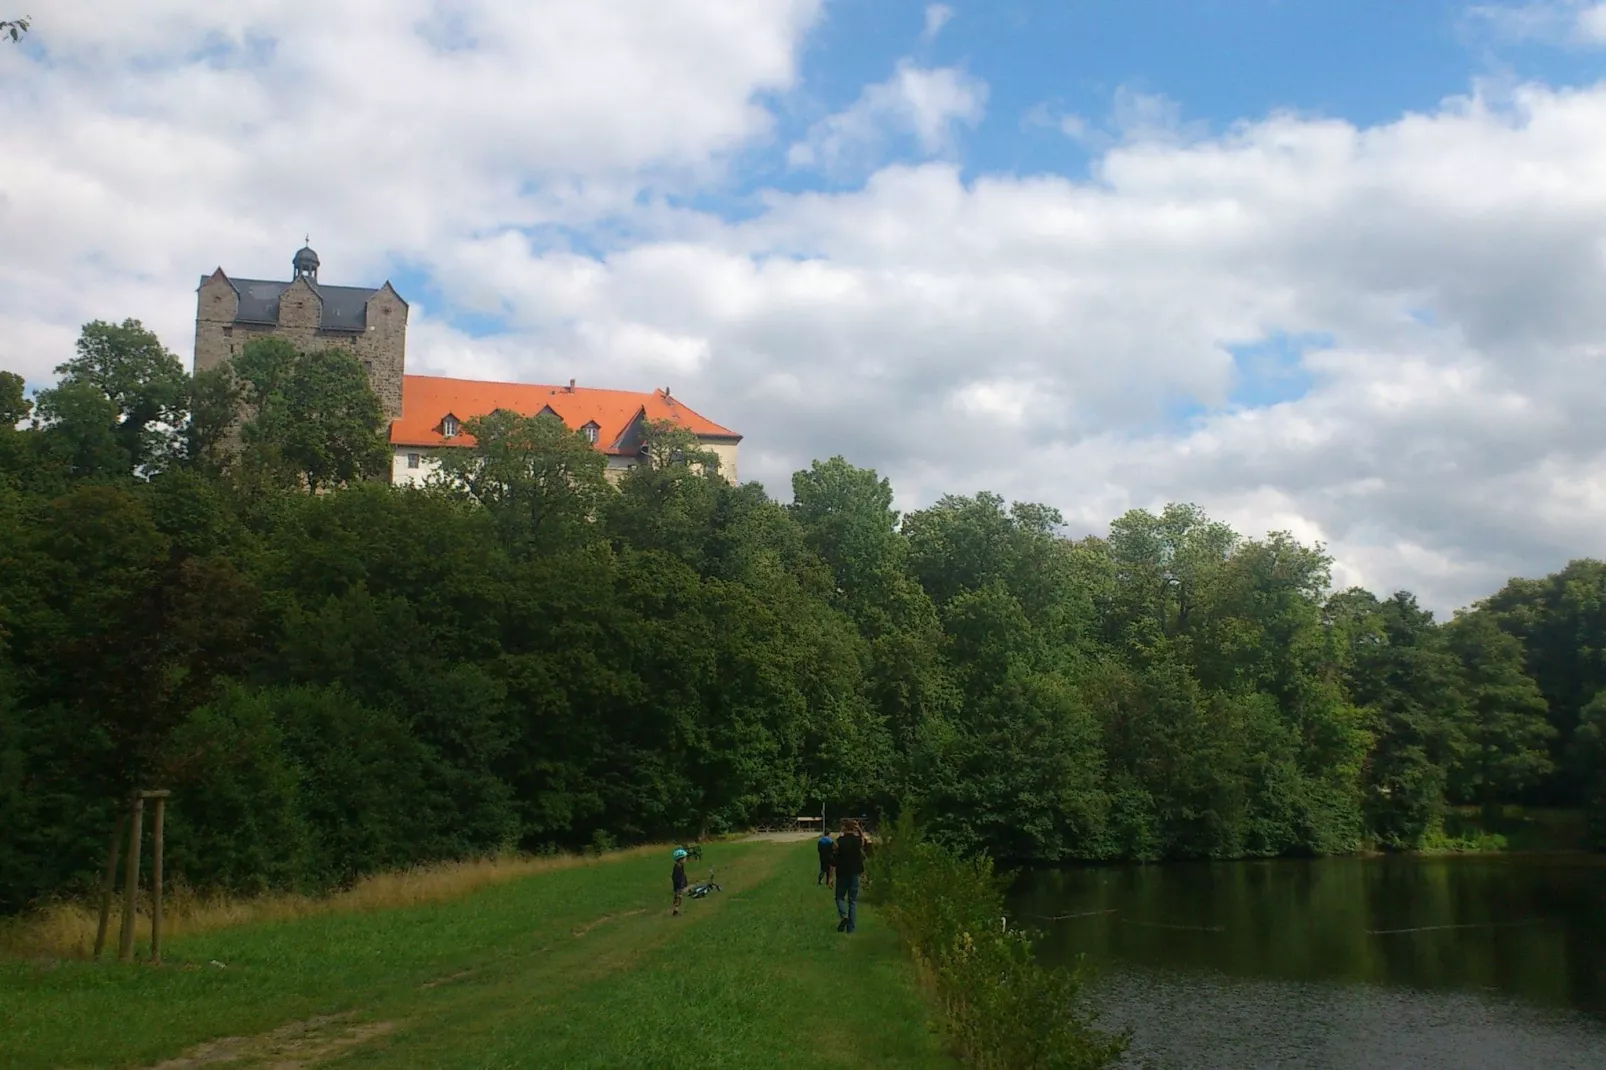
(1574, 691, 1606, 849)
(2, 16, 28, 43)
(48, 319, 189, 473)
(231, 340, 389, 492)
(1476, 559, 1606, 806)
(1332, 589, 1467, 848)
(1445, 611, 1555, 821)
(0, 370, 28, 426)
(430, 408, 611, 554)
(183, 364, 242, 473)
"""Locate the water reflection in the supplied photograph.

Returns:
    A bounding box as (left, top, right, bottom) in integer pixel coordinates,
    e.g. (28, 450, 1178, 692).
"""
(1010, 855, 1606, 1069)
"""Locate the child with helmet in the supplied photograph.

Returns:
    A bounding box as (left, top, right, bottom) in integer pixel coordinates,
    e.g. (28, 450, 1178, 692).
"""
(672, 848, 689, 915)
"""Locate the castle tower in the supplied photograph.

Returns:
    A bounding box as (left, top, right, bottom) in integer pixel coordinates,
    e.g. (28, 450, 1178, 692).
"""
(194, 244, 408, 420)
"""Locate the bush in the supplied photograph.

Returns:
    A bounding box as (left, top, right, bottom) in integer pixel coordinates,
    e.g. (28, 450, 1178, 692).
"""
(867, 811, 1128, 1070)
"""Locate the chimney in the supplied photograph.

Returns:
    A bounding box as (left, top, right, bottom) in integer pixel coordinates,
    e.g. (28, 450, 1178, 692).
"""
(568, 378, 576, 392)
(663, 386, 671, 398)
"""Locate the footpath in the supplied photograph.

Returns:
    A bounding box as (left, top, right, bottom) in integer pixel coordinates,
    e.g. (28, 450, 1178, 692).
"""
(1, 840, 954, 1069)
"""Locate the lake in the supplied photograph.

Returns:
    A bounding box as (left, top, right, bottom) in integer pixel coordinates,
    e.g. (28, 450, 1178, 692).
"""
(1009, 854, 1606, 1069)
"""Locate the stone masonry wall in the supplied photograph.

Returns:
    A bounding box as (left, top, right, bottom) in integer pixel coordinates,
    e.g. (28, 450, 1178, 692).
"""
(193, 273, 408, 420)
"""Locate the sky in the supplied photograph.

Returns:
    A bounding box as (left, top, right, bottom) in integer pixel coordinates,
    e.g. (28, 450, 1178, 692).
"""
(2, 0, 1605, 615)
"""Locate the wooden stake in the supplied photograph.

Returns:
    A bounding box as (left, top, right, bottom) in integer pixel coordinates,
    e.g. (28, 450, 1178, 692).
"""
(149, 793, 167, 965)
(118, 795, 144, 963)
(93, 809, 126, 961)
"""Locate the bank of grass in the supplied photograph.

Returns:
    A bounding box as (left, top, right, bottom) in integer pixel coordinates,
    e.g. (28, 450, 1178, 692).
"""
(0, 840, 954, 1069)
(0, 844, 668, 961)
(869, 815, 1129, 1070)
(1351, 807, 1591, 856)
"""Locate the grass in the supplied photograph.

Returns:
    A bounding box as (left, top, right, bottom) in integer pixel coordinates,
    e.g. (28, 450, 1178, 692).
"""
(0, 845, 665, 961)
(0, 840, 955, 1069)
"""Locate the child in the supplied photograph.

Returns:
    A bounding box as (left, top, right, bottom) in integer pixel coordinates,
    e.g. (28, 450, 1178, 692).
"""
(816, 830, 835, 887)
(672, 848, 689, 916)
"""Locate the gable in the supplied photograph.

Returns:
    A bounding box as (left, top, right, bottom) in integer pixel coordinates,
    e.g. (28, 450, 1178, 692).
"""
(206, 275, 383, 333)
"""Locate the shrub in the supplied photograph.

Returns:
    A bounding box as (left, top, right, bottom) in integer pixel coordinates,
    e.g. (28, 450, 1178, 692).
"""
(867, 811, 1129, 1069)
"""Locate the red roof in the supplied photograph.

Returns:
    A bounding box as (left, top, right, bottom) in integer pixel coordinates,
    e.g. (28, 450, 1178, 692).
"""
(391, 375, 740, 454)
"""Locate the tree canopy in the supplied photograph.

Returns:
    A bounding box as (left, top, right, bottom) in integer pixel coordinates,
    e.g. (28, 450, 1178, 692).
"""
(1, 319, 1601, 912)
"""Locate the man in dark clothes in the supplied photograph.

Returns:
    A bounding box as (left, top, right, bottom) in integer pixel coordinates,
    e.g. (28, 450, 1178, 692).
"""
(672, 848, 688, 916)
(833, 819, 866, 933)
(816, 831, 835, 887)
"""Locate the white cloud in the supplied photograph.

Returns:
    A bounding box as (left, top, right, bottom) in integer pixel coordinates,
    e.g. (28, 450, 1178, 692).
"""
(5, 5, 1606, 615)
(1468, 1, 1606, 46)
(1579, 3, 1606, 40)
(1023, 87, 1206, 152)
(922, 3, 955, 43)
(787, 60, 988, 175)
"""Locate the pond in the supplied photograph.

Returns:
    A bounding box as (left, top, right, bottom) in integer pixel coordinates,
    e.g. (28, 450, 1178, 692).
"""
(1009, 854, 1606, 1069)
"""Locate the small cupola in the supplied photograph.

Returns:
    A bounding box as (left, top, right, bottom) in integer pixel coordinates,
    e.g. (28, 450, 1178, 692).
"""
(293, 240, 320, 283)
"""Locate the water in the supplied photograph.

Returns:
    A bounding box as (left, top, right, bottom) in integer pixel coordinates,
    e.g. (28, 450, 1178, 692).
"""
(1009, 854, 1606, 1069)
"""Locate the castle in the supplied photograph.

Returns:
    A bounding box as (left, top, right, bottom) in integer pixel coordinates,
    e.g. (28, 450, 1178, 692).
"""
(195, 246, 740, 484)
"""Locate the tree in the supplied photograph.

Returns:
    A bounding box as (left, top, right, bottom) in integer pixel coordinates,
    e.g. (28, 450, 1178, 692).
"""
(183, 365, 242, 473)
(1445, 611, 1555, 821)
(1104, 502, 1238, 646)
(48, 319, 189, 474)
(430, 408, 611, 555)
(1476, 560, 1606, 806)
(1332, 589, 1467, 848)
(639, 418, 719, 475)
(2, 16, 27, 43)
(0, 371, 28, 426)
(0, 371, 31, 483)
(30, 380, 128, 481)
(231, 341, 389, 493)
(1574, 691, 1606, 849)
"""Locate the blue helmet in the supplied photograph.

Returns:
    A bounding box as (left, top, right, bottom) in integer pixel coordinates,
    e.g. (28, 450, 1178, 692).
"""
(673, 848, 689, 860)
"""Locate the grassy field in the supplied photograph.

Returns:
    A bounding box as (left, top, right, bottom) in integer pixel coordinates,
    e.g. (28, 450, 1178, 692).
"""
(0, 840, 955, 1069)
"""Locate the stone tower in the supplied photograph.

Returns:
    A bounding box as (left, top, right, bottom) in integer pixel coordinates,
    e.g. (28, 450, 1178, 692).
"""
(194, 244, 408, 420)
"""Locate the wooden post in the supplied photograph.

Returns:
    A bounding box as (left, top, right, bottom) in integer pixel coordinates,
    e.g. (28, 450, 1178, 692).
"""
(93, 809, 126, 961)
(143, 791, 171, 965)
(118, 794, 144, 963)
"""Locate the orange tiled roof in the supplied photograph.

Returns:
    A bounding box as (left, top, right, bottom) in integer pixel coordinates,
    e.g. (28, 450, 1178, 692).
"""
(391, 375, 740, 454)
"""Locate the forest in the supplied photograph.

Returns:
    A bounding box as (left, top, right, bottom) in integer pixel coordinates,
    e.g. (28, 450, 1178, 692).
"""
(1, 319, 1603, 914)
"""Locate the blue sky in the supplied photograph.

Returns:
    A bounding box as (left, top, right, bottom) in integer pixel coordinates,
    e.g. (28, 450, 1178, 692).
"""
(3, 0, 1606, 611)
(754, 0, 1601, 187)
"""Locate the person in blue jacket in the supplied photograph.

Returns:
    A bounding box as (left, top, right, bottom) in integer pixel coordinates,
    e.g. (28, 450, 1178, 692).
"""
(816, 830, 835, 887)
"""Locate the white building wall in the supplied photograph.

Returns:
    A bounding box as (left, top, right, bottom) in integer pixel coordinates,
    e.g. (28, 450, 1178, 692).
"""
(390, 438, 737, 487)
(391, 448, 444, 487)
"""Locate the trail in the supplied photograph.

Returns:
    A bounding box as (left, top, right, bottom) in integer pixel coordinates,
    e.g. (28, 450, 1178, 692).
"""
(107, 840, 950, 1070)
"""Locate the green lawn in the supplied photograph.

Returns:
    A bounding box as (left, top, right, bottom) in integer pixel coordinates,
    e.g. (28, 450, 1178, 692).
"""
(0, 840, 955, 1069)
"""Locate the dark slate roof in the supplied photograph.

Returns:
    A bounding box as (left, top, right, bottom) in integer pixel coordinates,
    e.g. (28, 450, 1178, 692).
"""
(198, 276, 383, 333)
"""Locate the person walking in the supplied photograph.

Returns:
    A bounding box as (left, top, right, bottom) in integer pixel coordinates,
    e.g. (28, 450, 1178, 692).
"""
(816, 829, 835, 887)
(833, 819, 867, 934)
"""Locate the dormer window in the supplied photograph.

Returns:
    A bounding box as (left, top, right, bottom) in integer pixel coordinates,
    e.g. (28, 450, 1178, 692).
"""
(441, 414, 460, 439)
(582, 422, 600, 445)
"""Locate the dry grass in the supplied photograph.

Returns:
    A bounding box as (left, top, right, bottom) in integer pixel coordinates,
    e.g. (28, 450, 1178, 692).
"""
(0, 843, 669, 961)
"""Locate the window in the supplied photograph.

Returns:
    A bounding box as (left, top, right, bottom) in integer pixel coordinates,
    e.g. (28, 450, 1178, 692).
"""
(583, 423, 599, 444)
(222, 326, 233, 337)
(407, 453, 420, 470)
(441, 415, 459, 439)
